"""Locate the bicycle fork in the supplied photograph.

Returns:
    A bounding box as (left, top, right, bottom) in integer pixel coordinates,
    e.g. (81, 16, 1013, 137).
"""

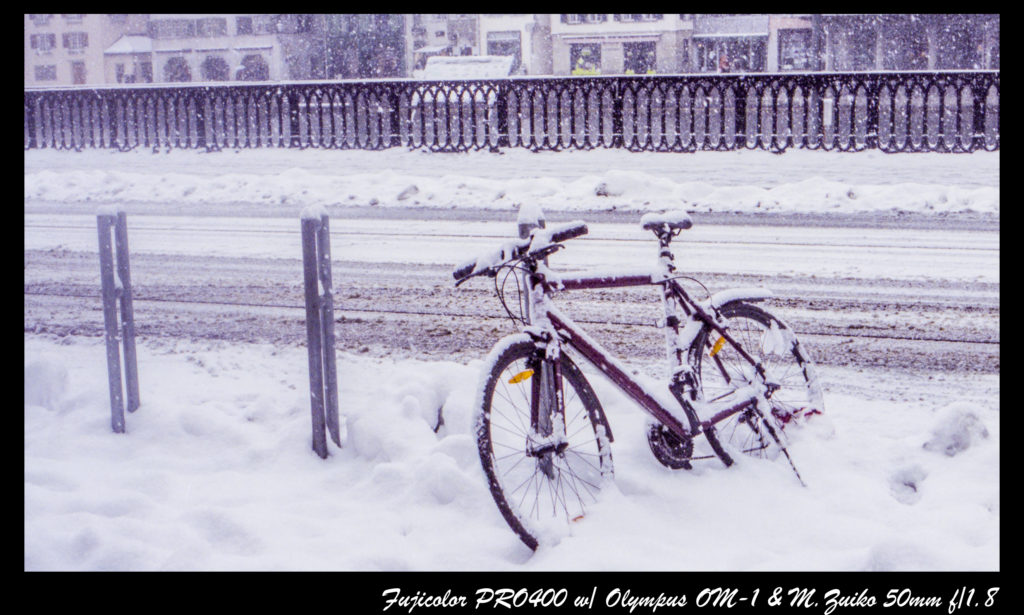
(528, 354, 568, 480)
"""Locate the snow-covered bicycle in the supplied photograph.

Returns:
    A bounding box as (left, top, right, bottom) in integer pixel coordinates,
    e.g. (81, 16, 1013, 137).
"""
(453, 212, 825, 550)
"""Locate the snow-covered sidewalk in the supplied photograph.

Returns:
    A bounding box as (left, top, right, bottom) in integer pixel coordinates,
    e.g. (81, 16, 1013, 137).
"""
(24, 149, 999, 216)
(25, 335, 998, 570)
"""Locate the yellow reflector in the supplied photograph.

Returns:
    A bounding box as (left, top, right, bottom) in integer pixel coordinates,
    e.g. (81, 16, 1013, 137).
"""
(710, 336, 726, 357)
(572, 515, 585, 523)
(508, 369, 534, 384)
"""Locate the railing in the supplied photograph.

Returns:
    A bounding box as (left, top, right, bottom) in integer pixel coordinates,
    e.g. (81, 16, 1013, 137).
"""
(24, 71, 999, 153)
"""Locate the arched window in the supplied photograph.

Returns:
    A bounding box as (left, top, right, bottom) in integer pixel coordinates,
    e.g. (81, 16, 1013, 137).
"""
(201, 56, 230, 81)
(236, 54, 269, 81)
(163, 56, 191, 82)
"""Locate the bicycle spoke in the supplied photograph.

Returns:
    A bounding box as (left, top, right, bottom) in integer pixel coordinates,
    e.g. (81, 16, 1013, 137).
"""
(562, 448, 604, 476)
(479, 340, 611, 549)
(694, 303, 819, 479)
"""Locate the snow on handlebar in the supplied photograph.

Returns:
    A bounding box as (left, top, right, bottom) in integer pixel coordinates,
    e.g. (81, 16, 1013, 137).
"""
(452, 220, 588, 282)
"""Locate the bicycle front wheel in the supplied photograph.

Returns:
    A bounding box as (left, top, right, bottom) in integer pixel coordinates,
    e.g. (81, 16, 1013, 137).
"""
(476, 335, 613, 550)
(691, 302, 824, 463)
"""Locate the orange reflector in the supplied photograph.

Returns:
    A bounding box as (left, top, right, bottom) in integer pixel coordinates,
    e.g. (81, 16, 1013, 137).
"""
(710, 336, 726, 357)
(508, 369, 534, 384)
(572, 515, 585, 523)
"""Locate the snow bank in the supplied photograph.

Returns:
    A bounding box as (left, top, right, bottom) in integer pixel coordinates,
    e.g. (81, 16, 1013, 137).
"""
(923, 402, 990, 457)
(24, 357, 68, 412)
(24, 336, 998, 570)
(24, 149, 999, 216)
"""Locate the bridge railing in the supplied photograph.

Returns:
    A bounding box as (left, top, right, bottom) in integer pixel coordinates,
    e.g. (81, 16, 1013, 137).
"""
(24, 71, 999, 154)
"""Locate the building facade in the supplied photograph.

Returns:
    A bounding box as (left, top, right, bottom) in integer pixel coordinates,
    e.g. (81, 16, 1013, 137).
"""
(26, 14, 1000, 86)
(131, 14, 288, 84)
(477, 14, 552, 75)
(329, 14, 406, 79)
(550, 14, 693, 75)
(818, 14, 999, 71)
(407, 14, 479, 72)
(26, 13, 144, 86)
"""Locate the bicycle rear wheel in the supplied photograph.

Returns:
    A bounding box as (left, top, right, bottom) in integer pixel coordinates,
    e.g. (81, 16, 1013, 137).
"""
(691, 302, 824, 464)
(476, 335, 613, 550)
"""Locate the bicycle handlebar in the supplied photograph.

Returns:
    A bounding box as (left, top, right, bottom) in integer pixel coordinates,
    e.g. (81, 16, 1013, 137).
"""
(546, 221, 589, 244)
(453, 221, 588, 283)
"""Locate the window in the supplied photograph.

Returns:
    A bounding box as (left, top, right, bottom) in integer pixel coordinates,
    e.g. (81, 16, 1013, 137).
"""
(624, 41, 656, 74)
(565, 13, 602, 23)
(882, 21, 927, 70)
(563, 14, 607, 24)
(616, 14, 662, 22)
(140, 61, 153, 83)
(570, 43, 601, 74)
(34, 65, 57, 81)
(834, 24, 876, 70)
(197, 17, 227, 37)
(115, 63, 125, 83)
(163, 56, 192, 82)
(254, 15, 277, 34)
(778, 29, 813, 71)
(63, 14, 84, 22)
(201, 56, 230, 80)
(108, 14, 127, 25)
(72, 60, 86, 84)
(695, 38, 766, 73)
(149, 19, 196, 39)
(236, 54, 269, 81)
(63, 32, 88, 54)
(29, 14, 52, 25)
(937, 23, 981, 69)
(236, 16, 253, 35)
(296, 15, 313, 33)
(30, 33, 57, 53)
(724, 37, 766, 72)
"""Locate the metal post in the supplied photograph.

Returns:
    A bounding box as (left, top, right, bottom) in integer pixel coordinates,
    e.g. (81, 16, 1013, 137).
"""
(301, 216, 328, 458)
(317, 215, 342, 448)
(301, 210, 342, 458)
(97, 214, 125, 433)
(114, 211, 140, 413)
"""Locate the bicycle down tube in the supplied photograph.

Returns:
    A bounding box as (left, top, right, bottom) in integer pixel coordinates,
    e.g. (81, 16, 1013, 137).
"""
(538, 273, 763, 442)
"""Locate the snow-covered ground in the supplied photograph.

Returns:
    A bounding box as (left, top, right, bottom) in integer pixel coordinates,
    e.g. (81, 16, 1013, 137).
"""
(25, 335, 998, 571)
(24, 147, 999, 571)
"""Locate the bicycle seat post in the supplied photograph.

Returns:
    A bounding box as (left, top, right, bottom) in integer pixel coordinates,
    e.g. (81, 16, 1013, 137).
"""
(655, 229, 678, 277)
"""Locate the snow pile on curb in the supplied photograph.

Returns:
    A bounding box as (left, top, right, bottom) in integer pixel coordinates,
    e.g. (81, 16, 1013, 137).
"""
(25, 162, 998, 215)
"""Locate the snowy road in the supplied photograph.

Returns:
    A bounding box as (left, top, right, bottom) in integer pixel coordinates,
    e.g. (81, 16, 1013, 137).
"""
(25, 210, 998, 373)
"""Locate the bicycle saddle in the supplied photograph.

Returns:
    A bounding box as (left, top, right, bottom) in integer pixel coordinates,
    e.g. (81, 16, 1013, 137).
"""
(640, 211, 693, 232)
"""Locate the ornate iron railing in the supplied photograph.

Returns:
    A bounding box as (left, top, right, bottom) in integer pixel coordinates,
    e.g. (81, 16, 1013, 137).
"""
(24, 71, 999, 153)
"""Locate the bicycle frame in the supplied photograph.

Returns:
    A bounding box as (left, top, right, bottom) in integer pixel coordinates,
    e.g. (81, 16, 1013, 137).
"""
(522, 237, 773, 450)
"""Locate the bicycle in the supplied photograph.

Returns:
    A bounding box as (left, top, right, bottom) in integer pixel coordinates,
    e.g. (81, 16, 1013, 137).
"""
(452, 211, 825, 550)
